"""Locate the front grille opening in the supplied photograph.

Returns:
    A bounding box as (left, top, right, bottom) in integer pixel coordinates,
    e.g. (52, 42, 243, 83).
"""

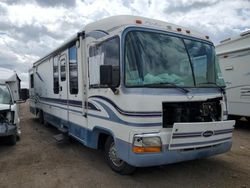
(180, 143, 221, 152)
(163, 97, 222, 128)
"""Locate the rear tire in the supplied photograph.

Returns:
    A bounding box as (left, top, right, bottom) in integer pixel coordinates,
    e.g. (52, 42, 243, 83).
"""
(7, 134, 17, 146)
(38, 110, 44, 124)
(104, 137, 135, 175)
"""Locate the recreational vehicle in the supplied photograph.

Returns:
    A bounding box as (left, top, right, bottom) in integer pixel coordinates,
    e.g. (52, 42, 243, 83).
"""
(216, 31, 250, 121)
(0, 68, 21, 145)
(29, 15, 235, 174)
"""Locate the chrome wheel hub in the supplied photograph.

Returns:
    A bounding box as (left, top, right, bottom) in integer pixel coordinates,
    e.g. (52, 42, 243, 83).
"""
(109, 142, 124, 167)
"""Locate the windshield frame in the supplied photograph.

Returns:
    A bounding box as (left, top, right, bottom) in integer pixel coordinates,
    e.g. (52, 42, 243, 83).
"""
(0, 84, 13, 105)
(122, 27, 224, 89)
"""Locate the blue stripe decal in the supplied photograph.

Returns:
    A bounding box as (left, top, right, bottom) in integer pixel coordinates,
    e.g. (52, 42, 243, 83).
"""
(39, 101, 82, 114)
(89, 99, 161, 127)
(170, 137, 232, 148)
(39, 97, 100, 111)
(89, 96, 162, 117)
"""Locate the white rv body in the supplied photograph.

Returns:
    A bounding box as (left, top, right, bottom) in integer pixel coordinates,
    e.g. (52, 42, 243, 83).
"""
(29, 15, 235, 171)
(0, 68, 21, 144)
(216, 31, 250, 119)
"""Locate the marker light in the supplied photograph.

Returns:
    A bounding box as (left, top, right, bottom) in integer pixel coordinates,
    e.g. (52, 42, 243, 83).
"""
(135, 19, 142, 24)
(133, 136, 162, 153)
(205, 35, 209, 39)
(186, 30, 190, 34)
(177, 28, 182, 32)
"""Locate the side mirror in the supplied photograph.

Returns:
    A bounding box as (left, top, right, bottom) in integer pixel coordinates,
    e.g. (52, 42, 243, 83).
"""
(100, 65, 113, 86)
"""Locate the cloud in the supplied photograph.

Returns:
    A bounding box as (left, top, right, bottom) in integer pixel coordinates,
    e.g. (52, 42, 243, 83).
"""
(0, 0, 249, 88)
(2, 0, 76, 7)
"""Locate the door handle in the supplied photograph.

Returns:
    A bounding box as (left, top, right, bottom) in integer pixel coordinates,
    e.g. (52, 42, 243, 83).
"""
(225, 66, 233, 71)
(60, 86, 62, 91)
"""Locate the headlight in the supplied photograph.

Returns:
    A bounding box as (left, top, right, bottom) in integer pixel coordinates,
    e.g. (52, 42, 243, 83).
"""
(133, 135, 162, 153)
(6, 111, 14, 123)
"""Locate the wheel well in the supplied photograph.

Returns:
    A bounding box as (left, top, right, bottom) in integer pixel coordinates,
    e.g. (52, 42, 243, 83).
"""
(98, 133, 111, 150)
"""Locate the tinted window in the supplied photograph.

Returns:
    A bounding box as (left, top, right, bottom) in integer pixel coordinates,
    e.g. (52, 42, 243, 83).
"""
(0, 85, 11, 104)
(53, 56, 59, 94)
(69, 45, 78, 94)
(89, 37, 120, 87)
(30, 74, 34, 88)
(60, 55, 66, 82)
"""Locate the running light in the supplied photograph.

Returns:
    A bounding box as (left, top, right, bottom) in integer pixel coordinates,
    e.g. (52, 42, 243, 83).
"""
(177, 28, 182, 32)
(135, 19, 142, 24)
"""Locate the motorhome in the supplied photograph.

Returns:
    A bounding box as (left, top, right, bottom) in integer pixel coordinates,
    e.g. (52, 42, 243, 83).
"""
(216, 31, 250, 121)
(0, 68, 21, 145)
(29, 15, 235, 174)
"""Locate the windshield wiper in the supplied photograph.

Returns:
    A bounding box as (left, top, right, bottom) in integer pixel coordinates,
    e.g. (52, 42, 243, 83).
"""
(142, 82, 189, 93)
(197, 82, 225, 93)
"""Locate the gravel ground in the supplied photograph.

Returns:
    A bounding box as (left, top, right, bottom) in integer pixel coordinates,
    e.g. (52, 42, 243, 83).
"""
(0, 102, 249, 188)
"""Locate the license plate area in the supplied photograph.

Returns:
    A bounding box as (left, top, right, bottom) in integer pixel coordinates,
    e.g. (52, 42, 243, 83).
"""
(169, 121, 234, 150)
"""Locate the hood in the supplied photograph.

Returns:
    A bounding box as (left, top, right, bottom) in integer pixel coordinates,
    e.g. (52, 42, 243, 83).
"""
(0, 104, 11, 111)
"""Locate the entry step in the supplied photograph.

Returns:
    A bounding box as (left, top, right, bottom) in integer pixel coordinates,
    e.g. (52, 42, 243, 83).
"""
(58, 127, 68, 134)
(53, 134, 67, 142)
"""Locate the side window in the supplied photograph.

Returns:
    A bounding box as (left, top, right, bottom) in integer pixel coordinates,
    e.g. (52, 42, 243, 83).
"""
(60, 55, 66, 82)
(69, 45, 78, 94)
(53, 56, 59, 94)
(30, 74, 34, 88)
(89, 37, 120, 87)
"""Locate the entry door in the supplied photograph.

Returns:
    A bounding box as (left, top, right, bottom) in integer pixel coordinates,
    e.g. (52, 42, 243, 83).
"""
(59, 51, 68, 100)
(59, 51, 69, 127)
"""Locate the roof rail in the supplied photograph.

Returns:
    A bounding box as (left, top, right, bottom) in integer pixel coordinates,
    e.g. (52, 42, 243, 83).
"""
(240, 30, 250, 37)
(220, 38, 231, 43)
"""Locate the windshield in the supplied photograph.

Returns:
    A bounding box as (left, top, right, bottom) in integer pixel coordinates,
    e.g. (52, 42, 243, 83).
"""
(124, 30, 225, 88)
(0, 84, 12, 104)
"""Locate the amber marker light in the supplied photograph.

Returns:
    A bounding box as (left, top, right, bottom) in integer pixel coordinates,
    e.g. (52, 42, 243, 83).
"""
(135, 19, 142, 24)
(133, 146, 162, 153)
(177, 28, 182, 32)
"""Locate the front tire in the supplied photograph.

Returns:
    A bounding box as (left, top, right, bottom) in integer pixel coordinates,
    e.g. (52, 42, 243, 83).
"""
(7, 134, 17, 146)
(105, 137, 135, 175)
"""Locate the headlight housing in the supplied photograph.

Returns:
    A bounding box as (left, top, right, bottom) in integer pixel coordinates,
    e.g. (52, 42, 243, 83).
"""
(133, 135, 162, 153)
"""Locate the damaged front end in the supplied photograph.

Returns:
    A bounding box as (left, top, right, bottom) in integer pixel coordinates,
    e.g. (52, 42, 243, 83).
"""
(0, 109, 16, 136)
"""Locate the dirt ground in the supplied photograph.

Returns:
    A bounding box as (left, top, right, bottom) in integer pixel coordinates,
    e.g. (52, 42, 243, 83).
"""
(0, 102, 249, 188)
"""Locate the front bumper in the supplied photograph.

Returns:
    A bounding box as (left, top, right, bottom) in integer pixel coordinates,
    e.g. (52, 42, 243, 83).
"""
(0, 123, 17, 137)
(116, 120, 235, 167)
(127, 141, 232, 167)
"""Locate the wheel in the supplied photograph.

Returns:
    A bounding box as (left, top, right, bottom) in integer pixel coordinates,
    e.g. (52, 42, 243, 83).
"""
(7, 134, 17, 146)
(105, 137, 135, 175)
(38, 110, 44, 124)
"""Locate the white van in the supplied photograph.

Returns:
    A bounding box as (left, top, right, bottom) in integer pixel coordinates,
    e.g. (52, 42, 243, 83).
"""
(216, 31, 250, 121)
(0, 68, 21, 145)
(29, 15, 235, 174)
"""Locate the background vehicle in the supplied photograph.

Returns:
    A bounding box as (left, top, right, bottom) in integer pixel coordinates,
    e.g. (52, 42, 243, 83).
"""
(0, 68, 21, 145)
(29, 15, 235, 174)
(216, 30, 250, 122)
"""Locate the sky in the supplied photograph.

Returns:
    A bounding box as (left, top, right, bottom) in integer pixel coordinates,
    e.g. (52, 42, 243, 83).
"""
(0, 0, 249, 88)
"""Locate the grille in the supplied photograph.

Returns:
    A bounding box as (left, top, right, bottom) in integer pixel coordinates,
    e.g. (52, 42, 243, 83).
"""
(162, 97, 222, 128)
